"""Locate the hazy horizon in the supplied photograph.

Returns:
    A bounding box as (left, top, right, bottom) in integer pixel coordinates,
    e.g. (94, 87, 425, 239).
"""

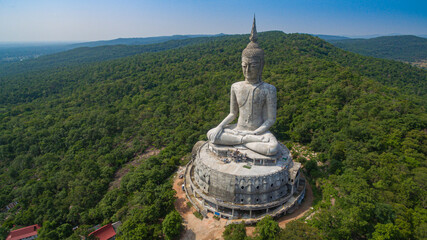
(0, 32, 426, 46)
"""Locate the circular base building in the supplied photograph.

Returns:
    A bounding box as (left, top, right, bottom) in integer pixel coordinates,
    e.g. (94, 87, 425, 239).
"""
(184, 141, 306, 222)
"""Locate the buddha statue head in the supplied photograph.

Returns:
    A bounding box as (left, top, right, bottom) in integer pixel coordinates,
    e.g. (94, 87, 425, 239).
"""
(242, 16, 264, 84)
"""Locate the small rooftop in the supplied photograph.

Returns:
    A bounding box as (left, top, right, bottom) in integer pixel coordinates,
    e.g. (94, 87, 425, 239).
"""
(6, 224, 40, 240)
(88, 223, 116, 240)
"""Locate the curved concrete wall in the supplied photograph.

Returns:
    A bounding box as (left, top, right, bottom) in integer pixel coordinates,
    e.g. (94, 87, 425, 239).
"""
(194, 155, 292, 205)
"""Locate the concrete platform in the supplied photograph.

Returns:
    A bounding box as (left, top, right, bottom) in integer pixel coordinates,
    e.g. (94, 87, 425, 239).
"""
(200, 143, 291, 176)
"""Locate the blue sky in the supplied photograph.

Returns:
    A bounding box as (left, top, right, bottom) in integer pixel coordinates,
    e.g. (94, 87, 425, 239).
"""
(0, 0, 426, 42)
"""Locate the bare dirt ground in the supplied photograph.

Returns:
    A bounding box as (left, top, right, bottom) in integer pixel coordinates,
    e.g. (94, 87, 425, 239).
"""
(410, 59, 427, 69)
(173, 169, 314, 240)
(173, 168, 228, 240)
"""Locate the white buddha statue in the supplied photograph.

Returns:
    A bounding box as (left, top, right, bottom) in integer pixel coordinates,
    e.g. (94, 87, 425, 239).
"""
(207, 17, 279, 156)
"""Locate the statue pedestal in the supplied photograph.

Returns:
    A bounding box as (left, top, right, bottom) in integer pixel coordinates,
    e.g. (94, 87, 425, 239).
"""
(185, 141, 305, 222)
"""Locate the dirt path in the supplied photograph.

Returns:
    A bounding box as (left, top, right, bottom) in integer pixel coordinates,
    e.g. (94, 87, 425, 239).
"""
(108, 147, 161, 190)
(173, 169, 314, 239)
(245, 180, 313, 235)
(278, 180, 313, 227)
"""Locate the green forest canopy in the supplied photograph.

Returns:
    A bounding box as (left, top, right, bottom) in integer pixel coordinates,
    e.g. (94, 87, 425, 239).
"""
(0, 31, 426, 239)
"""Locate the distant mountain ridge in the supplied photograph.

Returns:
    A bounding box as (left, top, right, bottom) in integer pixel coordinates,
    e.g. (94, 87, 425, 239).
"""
(313, 34, 350, 40)
(0, 34, 225, 64)
(314, 33, 426, 39)
(68, 34, 226, 48)
(2, 33, 425, 67)
(326, 35, 427, 68)
(348, 33, 427, 39)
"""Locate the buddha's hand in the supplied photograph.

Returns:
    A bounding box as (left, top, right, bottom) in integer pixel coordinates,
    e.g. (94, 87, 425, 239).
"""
(236, 130, 256, 136)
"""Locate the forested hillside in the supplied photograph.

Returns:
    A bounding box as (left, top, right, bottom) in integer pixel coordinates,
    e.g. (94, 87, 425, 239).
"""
(0, 32, 426, 239)
(329, 35, 427, 68)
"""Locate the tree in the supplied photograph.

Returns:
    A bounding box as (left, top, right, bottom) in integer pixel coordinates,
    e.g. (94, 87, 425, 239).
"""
(0, 226, 8, 240)
(223, 222, 247, 240)
(37, 221, 59, 240)
(56, 223, 73, 239)
(279, 221, 323, 240)
(162, 210, 183, 240)
(371, 223, 400, 240)
(117, 223, 152, 240)
(254, 216, 280, 240)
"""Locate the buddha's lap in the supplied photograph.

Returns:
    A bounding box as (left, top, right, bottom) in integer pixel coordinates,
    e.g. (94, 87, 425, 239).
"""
(207, 125, 278, 144)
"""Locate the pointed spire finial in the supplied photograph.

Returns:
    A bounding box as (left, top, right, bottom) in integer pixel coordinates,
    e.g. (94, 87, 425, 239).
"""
(249, 14, 258, 43)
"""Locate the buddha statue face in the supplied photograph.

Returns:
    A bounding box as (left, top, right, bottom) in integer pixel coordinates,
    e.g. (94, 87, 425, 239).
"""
(242, 56, 263, 84)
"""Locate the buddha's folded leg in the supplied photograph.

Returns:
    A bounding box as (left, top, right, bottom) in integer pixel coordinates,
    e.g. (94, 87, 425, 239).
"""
(244, 132, 279, 156)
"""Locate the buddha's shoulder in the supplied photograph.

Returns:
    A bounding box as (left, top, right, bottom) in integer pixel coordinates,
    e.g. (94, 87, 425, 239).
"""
(231, 81, 276, 93)
(231, 81, 246, 89)
(260, 82, 276, 92)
